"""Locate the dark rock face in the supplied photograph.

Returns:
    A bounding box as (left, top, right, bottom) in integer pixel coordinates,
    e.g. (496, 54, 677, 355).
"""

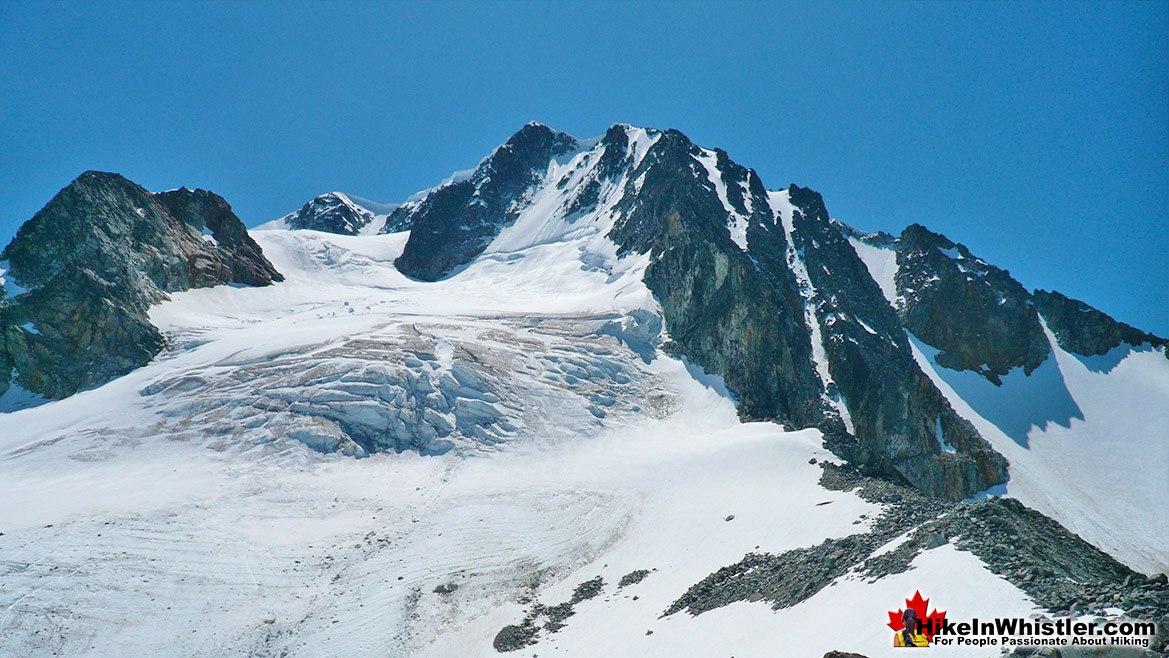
(282, 192, 375, 235)
(609, 130, 825, 428)
(0, 171, 281, 399)
(561, 124, 635, 218)
(1033, 289, 1168, 357)
(2, 173, 280, 295)
(896, 224, 1049, 384)
(393, 123, 580, 281)
(787, 188, 1007, 499)
(833, 218, 895, 248)
(1, 267, 166, 399)
(891, 222, 1165, 381)
(156, 187, 282, 286)
(601, 128, 1006, 498)
(378, 122, 1168, 503)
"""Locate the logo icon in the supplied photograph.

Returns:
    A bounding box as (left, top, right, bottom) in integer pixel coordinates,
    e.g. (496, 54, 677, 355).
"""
(888, 590, 947, 647)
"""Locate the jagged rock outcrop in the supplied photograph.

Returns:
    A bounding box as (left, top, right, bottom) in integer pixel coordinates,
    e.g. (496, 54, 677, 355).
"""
(562, 125, 1004, 496)
(393, 122, 581, 281)
(834, 219, 896, 248)
(787, 188, 1006, 499)
(281, 192, 376, 235)
(156, 187, 283, 286)
(609, 129, 825, 428)
(1033, 289, 1168, 357)
(0, 171, 281, 399)
(896, 224, 1050, 384)
(1, 266, 166, 399)
(374, 121, 1163, 500)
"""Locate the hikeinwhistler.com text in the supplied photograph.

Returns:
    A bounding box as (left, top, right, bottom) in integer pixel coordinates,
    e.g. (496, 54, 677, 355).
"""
(924, 617, 1156, 649)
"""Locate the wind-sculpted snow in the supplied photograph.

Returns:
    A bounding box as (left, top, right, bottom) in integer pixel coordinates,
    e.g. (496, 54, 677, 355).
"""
(0, 451, 634, 657)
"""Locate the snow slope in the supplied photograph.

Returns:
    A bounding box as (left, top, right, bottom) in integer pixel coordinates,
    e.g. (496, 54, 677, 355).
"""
(0, 223, 1041, 657)
(909, 326, 1169, 575)
(847, 230, 1168, 575)
(848, 236, 900, 307)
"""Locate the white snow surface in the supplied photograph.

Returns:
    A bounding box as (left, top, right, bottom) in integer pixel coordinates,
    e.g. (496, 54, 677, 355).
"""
(694, 148, 749, 251)
(908, 326, 1169, 575)
(253, 216, 288, 230)
(848, 236, 900, 307)
(0, 218, 1040, 656)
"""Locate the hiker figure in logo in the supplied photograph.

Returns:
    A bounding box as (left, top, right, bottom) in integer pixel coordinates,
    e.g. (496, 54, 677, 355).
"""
(894, 607, 930, 647)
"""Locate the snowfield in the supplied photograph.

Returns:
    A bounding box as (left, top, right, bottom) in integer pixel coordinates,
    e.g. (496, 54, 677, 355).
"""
(0, 225, 1048, 657)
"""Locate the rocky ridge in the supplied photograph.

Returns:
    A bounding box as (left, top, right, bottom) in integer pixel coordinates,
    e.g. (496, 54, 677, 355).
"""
(849, 223, 1168, 380)
(895, 223, 1051, 383)
(7, 124, 1167, 507)
(391, 122, 582, 281)
(1033, 289, 1168, 358)
(262, 121, 1165, 498)
(785, 187, 1007, 499)
(607, 129, 826, 431)
(666, 463, 1168, 653)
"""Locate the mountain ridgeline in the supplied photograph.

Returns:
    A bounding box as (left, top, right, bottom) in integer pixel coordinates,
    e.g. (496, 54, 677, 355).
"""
(368, 123, 1164, 499)
(391, 124, 581, 280)
(3, 125, 1163, 504)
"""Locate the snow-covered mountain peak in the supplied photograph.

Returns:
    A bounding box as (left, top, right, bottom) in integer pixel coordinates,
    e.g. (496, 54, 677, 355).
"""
(261, 191, 400, 236)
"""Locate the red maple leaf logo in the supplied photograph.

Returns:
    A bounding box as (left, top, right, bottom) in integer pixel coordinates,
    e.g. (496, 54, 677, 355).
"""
(887, 590, 947, 641)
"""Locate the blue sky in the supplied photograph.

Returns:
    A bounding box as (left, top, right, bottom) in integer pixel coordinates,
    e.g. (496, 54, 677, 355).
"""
(1, 1, 1166, 333)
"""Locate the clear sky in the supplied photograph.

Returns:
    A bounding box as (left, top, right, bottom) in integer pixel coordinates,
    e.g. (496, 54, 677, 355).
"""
(1, 1, 1166, 334)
